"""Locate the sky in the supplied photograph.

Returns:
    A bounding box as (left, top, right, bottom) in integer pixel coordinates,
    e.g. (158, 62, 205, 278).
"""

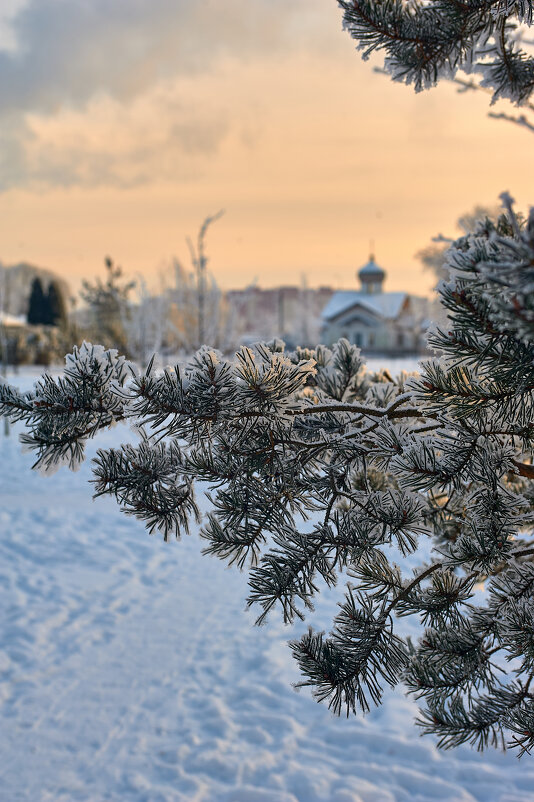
(0, 0, 533, 297)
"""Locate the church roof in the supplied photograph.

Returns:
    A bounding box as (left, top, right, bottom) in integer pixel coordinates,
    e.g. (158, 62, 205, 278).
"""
(358, 257, 386, 281)
(321, 291, 407, 322)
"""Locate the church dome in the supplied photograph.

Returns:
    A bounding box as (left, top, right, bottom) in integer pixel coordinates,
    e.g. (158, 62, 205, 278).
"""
(358, 255, 386, 294)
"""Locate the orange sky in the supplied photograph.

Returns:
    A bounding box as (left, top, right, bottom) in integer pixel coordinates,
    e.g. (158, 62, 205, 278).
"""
(0, 0, 532, 298)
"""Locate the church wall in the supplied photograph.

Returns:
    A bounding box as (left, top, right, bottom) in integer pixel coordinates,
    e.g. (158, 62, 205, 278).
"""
(322, 306, 428, 354)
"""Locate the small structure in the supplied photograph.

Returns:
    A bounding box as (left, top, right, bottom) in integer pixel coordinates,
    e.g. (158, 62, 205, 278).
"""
(225, 285, 334, 348)
(320, 256, 428, 354)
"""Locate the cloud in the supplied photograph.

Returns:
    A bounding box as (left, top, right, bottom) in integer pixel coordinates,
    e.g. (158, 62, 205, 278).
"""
(1, 87, 232, 191)
(0, 0, 341, 115)
(0, 0, 340, 190)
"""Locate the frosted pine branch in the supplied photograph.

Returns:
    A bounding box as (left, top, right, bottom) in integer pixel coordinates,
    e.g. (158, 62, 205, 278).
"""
(4, 199, 534, 755)
(340, 0, 534, 107)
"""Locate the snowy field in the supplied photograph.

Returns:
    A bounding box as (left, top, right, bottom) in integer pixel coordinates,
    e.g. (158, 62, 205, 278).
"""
(1, 361, 534, 802)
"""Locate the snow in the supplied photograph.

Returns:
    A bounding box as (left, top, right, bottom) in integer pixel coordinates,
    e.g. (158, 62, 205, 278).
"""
(1, 366, 534, 801)
(364, 356, 422, 375)
(0, 311, 26, 326)
(321, 291, 407, 322)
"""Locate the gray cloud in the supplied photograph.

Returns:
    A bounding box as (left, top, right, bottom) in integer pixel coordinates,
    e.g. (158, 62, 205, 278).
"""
(0, 0, 334, 114)
(0, 100, 231, 191)
(0, 0, 338, 190)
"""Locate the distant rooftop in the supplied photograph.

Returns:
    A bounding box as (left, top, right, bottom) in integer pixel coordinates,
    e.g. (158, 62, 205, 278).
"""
(0, 312, 26, 326)
(357, 255, 386, 295)
(358, 256, 386, 279)
(322, 291, 406, 322)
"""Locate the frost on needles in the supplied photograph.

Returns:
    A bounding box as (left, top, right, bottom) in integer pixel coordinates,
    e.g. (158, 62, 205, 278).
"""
(2, 200, 534, 755)
(338, 0, 534, 105)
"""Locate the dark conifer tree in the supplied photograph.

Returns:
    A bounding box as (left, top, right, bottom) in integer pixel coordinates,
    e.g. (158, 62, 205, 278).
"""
(27, 277, 48, 325)
(47, 281, 68, 327)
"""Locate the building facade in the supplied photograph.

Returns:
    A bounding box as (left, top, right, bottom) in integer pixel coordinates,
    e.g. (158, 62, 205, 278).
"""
(321, 257, 428, 354)
(225, 285, 334, 348)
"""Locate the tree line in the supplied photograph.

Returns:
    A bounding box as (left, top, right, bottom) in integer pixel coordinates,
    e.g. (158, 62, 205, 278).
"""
(27, 276, 68, 328)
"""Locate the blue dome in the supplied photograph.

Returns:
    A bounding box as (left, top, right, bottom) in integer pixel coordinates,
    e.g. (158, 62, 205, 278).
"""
(358, 256, 386, 281)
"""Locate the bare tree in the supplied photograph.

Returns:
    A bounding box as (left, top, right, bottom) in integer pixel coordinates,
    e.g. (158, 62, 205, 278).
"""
(186, 210, 225, 348)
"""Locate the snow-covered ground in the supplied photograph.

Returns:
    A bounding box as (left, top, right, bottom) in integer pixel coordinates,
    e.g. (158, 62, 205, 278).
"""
(363, 356, 422, 375)
(1, 364, 534, 802)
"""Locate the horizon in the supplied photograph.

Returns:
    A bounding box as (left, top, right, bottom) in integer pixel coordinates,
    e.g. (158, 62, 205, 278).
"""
(2, 257, 432, 299)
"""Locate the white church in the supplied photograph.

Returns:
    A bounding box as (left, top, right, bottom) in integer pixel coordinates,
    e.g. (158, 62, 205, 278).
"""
(320, 256, 429, 354)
